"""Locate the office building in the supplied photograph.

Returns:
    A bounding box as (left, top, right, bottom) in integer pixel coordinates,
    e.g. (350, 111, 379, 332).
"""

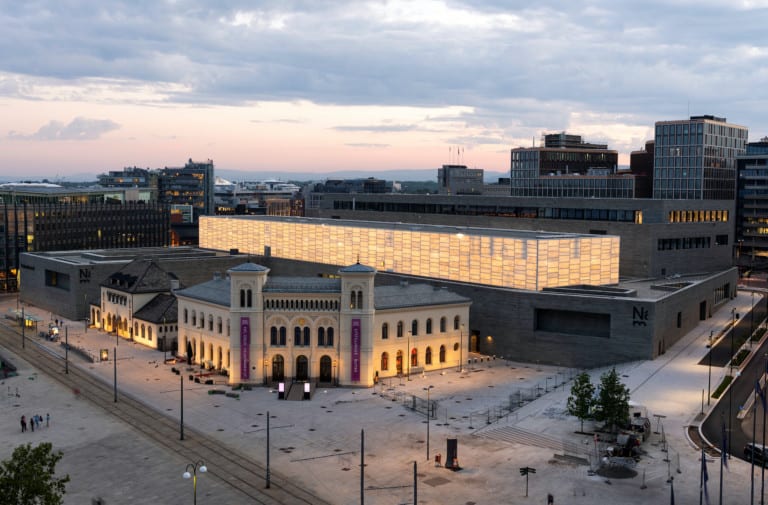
(736, 138, 768, 266)
(653, 115, 748, 200)
(437, 165, 484, 195)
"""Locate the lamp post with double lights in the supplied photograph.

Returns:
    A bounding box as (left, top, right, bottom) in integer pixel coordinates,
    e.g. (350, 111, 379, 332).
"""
(424, 385, 434, 461)
(182, 460, 207, 505)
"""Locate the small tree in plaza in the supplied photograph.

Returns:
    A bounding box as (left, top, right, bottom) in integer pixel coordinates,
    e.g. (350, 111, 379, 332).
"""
(594, 368, 630, 434)
(566, 372, 595, 433)
(0, 442, 69, 505)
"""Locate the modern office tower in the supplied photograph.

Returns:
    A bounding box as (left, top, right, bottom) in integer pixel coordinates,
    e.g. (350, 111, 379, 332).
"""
(652, 115, 748, 200)
(736, 137, 768, 265)
(510, 133, 624, 197)
(437, 165, 484, 195)
(0, 184, 169, 292)
(157, 159, 215, 222)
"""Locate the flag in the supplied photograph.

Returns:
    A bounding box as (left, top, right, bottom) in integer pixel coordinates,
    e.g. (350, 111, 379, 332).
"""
(756, 380, 767, 413)
(700, 449, 710, 505)
(721, 421, 729, 470)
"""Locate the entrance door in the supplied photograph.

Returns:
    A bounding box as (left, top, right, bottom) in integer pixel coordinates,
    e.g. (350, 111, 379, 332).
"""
(319, 355, 332, 382)
(296, 355, 309, 381)
(272, 355, 284, 382)
(396, 350, 403, 375)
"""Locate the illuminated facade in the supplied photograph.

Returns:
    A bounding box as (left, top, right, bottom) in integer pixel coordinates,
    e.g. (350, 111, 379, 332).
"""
(199, 216, 620, 291)
(175, 262, 471, 387)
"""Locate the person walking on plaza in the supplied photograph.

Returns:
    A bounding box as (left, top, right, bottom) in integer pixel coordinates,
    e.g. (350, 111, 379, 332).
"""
(30, 416, 34, 432)
(46, 413, 50, 427)
(20, 415, 26, 432)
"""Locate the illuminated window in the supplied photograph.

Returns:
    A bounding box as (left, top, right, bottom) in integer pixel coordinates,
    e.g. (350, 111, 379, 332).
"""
(381, 352, 389, 371)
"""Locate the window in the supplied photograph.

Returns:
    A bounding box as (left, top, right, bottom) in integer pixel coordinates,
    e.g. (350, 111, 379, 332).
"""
(426, 319, 432, 334)
(270, 327, 278, 346)
(191, 311, 196, 326)
(411, 319, 418, 336)
(350, 291, 356, 309)
(440, 317, 446, 333)
(397, 321, 403, 338)
(410, 348, 418, 367)
(439, 345, 446, 363)
(294, 327, 302, 345)
(184, 309, 188, 324)
(279, 327, 287, 346)
(199, 312, 205, 328)
(327, 327, 334, 347)
(381, 323, 389, 340)
(453, 316, 460, 330)
(356, 291, 363, 309)
(208, 315, 213, 331)
(303, 327, 310, 346)
(148, 326, 152, 342)
(425, 347, 432, 365)
(318, 327, 326, 346)
(381, 352, 389, 371)
(217, 317, 222, 334)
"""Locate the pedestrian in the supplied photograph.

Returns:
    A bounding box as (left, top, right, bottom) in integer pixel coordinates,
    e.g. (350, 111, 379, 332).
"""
(20, 415, 26, 433)
(46, 413, 50, 427)
(30, 416, 34, 432)
(36, 414, 42, 429)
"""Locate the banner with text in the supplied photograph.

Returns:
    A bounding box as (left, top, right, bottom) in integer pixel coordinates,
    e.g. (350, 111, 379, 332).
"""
(240, 317, 250, 380)
(351, 318, 361, 382)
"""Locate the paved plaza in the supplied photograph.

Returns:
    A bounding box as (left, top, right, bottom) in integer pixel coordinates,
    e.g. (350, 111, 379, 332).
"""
(0, 292, 766, 504)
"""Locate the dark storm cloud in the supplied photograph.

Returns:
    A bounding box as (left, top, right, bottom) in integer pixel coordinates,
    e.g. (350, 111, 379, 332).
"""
(1, 1, 767, 136)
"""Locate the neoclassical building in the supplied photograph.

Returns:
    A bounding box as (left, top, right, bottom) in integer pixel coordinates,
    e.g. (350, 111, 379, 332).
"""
(174, 262, 471, 387)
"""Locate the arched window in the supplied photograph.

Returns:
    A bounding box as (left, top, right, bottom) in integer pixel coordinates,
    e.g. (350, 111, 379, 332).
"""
(270, 327, 277, 346)
(411, 319, 418, 336)
(184, 308, 188, 324)
(199, 312, 205, 328)
(148, 326, 153, 342)
(426, 318, 432, 334)
(327, 327, 334, 347)
(440, 317, 446, 333)
(208, 315, 213, 331)
(217, 317, 222, 333)
(247, 289, 252, 307)
(411, 348, 418, 367)
(397, 321, 403, 338)
(140, 324, 145, 338)
(381, 352, 389, 371)
(356, 291, 363, 309)
(294, 326, 301, 345)
(191, 311, 196, 326)
(381, 323, 389, 340)
(318, 327, 326, 346)
(240, 289, 246, 307)
(350, 291, 356, 309)
(279, 326, 287, 346)
(454, 315, 460, 330)
(425, 346, 432, 365)
(439, 345, 446, 363)
(227, 320, 230, 336)
(303, 327, 310, 346)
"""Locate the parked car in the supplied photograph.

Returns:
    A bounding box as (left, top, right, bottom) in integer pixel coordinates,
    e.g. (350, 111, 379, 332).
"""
(744, 443, 768, 466)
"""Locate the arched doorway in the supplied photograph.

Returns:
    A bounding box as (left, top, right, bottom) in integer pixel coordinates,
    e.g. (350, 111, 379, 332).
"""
(296, 355, 309, 381)
(272, 355, 285, 382)
(396, 350, 403, 375)
(470, 333, 478, 353)
(319, 355, 332, 383)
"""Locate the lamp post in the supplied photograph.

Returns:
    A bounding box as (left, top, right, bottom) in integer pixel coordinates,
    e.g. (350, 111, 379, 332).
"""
(458, 323, 464, 373)
(708, 330, 713, 406)
(21, 306, 25, 349)
(113, 346, 117, 403)
(407, 331, 411, 381)
(162, 316, 167, 364)
(751, 291, 756, 349)
(424, 385, 434, 461)
(65, 326, 68, 374)
(180, 372, 184, 440)
(182, 460, 207, 505)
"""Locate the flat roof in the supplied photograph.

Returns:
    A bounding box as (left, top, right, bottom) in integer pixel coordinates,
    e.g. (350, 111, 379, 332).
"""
(22, 247, 246, 266)
(206, 215, 611, 241)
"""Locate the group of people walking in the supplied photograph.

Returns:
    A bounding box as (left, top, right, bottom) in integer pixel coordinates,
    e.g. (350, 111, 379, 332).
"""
(20, 413, 49, 432)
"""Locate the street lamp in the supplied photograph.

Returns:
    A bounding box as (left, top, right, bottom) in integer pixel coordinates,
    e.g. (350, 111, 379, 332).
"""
(424, 385, 434, 461)
(180, 372, 184, 440)
(182, 460, 207, 505)
(65, 326, 68, 375)
(458, 323, 464, 373)
(751, 291, 756, 349)
(21, 306, 25, 349)
(407, 331, 412, 381)
(707, 330, 713, 406)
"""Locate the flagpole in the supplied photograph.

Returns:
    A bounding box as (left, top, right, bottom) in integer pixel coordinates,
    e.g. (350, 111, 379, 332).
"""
(761, 358, 767, 505)
(699, 449, 703, 505)
(752, 386, 757, 505)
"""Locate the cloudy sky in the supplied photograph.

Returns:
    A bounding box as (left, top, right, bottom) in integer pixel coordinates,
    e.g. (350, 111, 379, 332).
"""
(1, 1, 767, 179)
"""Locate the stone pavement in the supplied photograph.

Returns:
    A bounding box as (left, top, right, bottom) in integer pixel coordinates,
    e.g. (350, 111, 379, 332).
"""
(0, 292, 764, 504)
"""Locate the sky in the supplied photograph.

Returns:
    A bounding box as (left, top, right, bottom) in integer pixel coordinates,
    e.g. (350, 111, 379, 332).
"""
(1, 1, 768, 180)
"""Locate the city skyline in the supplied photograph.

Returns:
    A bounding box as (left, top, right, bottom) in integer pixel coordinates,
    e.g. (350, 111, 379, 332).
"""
(1, 1, 767, 178)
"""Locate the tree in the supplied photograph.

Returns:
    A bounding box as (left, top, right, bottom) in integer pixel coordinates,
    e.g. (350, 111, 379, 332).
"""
(0, 442, 69, 505)
(566, 372, 595, 433)
(594, 368, 630, 434)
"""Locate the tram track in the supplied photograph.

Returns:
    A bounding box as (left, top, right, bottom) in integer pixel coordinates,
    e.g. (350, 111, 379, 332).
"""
(0, 324, 331, 505)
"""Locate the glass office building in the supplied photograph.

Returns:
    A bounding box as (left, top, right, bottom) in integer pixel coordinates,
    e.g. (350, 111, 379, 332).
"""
(653, 115, 748, 200)
(199, 216, 620, 291)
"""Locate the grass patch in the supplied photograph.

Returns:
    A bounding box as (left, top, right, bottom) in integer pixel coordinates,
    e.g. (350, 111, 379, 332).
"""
(712, 375, 733, 399)
(753, 327, 766, 342)
(731, 349, 750, 368)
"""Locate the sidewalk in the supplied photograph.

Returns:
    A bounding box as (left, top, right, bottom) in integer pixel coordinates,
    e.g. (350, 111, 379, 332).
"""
(0, 292, 763, 504)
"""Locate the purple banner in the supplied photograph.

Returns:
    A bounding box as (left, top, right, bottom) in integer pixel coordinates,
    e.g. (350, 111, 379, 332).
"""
(240, 317, 250, 380)
(351, 318, 361, 382)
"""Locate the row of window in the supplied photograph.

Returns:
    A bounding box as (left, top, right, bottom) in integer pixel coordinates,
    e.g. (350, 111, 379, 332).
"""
(380, 344, 454, 370)
(269, 326, 335, 347)
(106, 292, 128, 306)
(265, 299, 340, 311)
(657, 237, 712, 251)
(183, 309, 229, 334)
(382, 315, 461, 339)
(667, 210, 728, 223)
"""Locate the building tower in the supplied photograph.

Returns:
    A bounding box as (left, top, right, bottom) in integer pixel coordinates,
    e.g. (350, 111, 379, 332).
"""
(652, 115, 748, 200)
